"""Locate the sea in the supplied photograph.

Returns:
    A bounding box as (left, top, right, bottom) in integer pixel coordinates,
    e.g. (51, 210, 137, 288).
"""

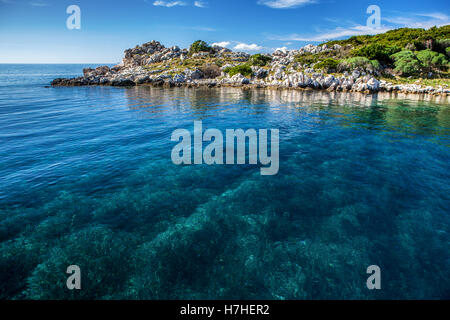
(0, 64, 449, 299)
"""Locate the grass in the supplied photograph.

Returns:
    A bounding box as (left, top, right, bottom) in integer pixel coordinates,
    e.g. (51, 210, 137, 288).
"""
(380, 76, 450, 87)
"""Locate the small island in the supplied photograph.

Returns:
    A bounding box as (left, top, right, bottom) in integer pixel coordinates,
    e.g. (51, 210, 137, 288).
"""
(52, 26, 450, 96)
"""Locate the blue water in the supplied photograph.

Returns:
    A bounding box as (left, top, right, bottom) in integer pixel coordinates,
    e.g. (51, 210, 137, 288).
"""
(0, 64, 449, 299)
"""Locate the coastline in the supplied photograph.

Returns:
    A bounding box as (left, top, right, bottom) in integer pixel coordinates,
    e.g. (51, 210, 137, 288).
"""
(51, 77, 450, 98)
(51, 40, 450, 96)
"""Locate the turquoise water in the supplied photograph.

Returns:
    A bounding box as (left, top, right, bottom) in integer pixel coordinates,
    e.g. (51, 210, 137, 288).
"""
(0, 64, 449, 299)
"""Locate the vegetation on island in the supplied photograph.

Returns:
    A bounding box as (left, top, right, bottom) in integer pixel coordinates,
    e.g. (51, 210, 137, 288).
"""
(189, 40, 213, 55)
(224, 64, 253, 77)
(141, 26, 449, 87)
(317, 25, 450, 78)
(54, 26, 450, 90)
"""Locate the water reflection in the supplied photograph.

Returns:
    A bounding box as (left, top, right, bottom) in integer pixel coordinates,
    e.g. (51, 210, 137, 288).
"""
(123, 86, 449, 143)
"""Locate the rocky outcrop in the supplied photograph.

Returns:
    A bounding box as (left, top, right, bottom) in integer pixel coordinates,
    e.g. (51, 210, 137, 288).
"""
(51, 41, 449, 96)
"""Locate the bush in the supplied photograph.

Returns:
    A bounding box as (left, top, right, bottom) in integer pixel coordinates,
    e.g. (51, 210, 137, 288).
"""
(435, 39, 450, 55)
(351, 44, 400, 63)
(322, 25, 450, 49)
(314, 58, 339, 72)
(447, 47, 450, 58)
(416, 49, 449, 71)
(250, 54, 272, 67)
(294, 53, 318, 66)
(189, 40, 212, 55)
(338, 56, 372, 71)
(225, 64, 253, 78)
(391, 50, 422, 76)
(370, 59, 381, 70)
(200, 64, 221, 79)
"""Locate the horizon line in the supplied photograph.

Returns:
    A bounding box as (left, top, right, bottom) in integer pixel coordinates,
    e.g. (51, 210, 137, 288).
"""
(0, 62, 118, 65)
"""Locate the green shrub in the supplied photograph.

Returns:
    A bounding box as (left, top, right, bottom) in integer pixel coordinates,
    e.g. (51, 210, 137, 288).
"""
(351, 44, 384, 61)
(314, 58, 339, 72)
(225, 64, 253, 77)
(351, 44, 400, 63)
(446, 47, 450, 57)
(189, 40, 212, 55)
(385, 45, 402, 56)
(370, 59, 381, 70)
(391, 50, 422, 76)
(250, 54, 272, 67)
(294, 53, 319, 66)
(412, 40, 426, 51)
(416, 49, 449, 71)
(338, 56, 371, 71)
(322, 25, 450, 49)
(435, 39, 450, 55)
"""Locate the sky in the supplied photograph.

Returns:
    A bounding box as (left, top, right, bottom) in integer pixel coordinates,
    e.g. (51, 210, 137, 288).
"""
(0, 0, 449, 63)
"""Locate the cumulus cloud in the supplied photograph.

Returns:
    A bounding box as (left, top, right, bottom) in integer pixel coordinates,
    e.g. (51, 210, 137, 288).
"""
(212, 41, 231, 48)
(153, 1, 186, 7)
(234, 43, 263, 51)
(275, 47, 288, 52)
(258, 0, 316, 9)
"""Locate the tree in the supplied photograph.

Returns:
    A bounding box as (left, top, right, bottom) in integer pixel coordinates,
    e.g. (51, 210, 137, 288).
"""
(416, 49, 449, 72)
(189, 40, 212, 55)
(391, 50, 422, 76)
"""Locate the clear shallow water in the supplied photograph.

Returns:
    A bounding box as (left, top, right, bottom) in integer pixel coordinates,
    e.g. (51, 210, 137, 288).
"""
(0, 64, 449, 299)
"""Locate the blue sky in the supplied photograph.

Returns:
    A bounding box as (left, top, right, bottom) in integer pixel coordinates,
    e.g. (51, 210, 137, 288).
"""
(0, 0, 449, 63)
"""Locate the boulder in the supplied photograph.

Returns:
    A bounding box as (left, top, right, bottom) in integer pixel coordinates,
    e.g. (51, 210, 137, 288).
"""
(173, 74, 186, 83)
(230, 74, 250, 85)
(251, 66, 268, 79)
(352, 70, 361, 79)
(185, 68, 203, 80)
(366, 77, 380, 92)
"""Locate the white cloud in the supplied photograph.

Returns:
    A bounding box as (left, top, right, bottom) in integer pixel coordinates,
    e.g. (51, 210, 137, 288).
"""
(383, 13, 450, 29)
(270, 25, 392, 42)
(153, 1, 186, 7)
(258, 0, 316, 9)
(194, 1, 207, 8)
(275, 46, 288, 52)
(234, 43, 263, 51)
(212, 41, 231, 48)
(268, 11, 449, 43)
(418, 13, 449, 21)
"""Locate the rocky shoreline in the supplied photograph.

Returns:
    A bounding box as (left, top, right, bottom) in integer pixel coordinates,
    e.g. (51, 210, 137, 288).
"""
(52, 40, 450, 96)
